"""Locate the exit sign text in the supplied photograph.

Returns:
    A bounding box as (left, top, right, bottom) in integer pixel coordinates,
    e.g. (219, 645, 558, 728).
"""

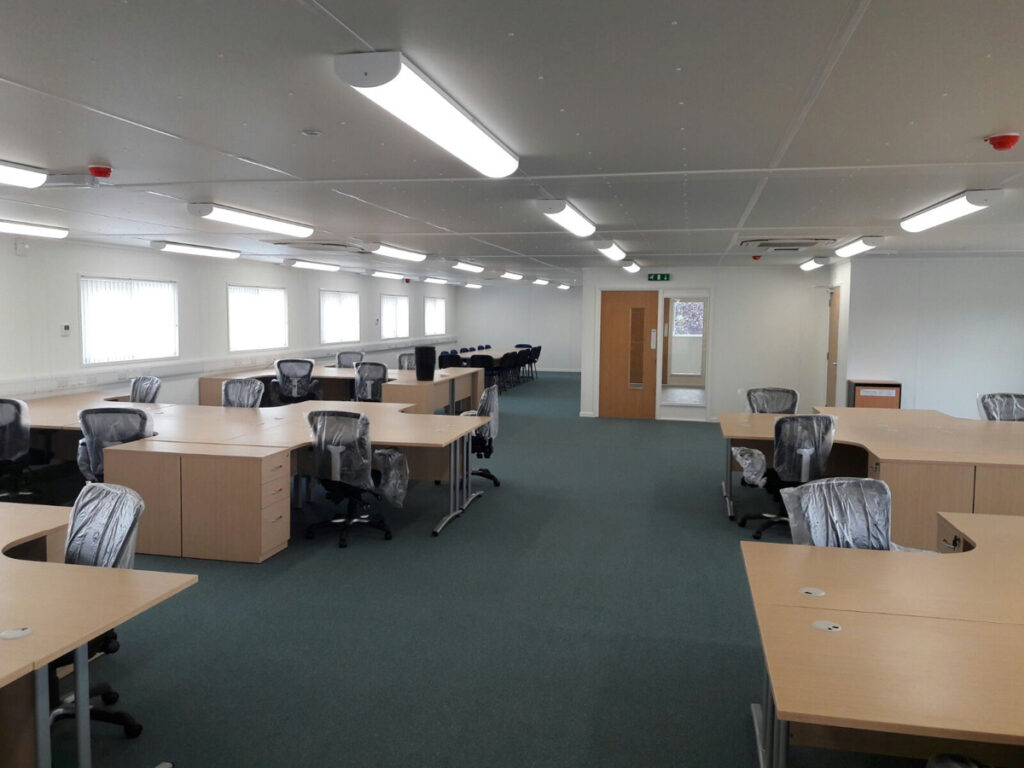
(647, 273, 670, 282)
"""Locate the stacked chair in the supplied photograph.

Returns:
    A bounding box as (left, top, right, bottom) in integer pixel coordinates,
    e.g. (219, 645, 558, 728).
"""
(269, 359, 322, 405)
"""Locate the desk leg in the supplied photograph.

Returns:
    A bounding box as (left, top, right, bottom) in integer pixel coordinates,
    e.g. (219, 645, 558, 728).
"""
(750, 662, 786, 768)
(34, 667, 51, 768)
(433, 439, 462, 536)
(74, 644, 91, 768)
(448, 379, 455, 415)
(461, 432, 483, 513)
(723, 438, 735, 521)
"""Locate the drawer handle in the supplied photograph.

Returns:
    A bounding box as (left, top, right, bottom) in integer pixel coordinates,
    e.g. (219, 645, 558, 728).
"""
(271, 515, 283, 523)
(270, 464, 283, 472)
(940, 535, 961, 551)
(271, 488, 283, 495)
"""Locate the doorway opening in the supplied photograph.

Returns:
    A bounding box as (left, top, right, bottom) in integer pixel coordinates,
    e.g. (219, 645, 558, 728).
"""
(661, 297, 707, 407)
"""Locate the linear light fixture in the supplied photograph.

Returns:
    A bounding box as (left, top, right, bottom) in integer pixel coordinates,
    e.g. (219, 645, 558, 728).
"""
(533, 278, 549, 286)
(899, 190, 1002, 233)
(621, 260, 640, 274)
(285, 258, 340, 272)
(424, 277, 448, 284)
(187, 203, 314, 238)
(0, 159, 47, 189)
(150, 240, 239, 259)
(800, 256, 829, 272)
(594, 239, 626, 261)
(557, 284, 571, 290)
(835, 236, 883, 258)
(452, 260, 484, 273)
(500, 271, 523, 280)
(465, 283, 482, 289)
(0, 219, 68, 239)
(335, 52, 519, 178)
(536, 200, 596, 237)
(372, 270, 404, 280)
(367, 243, 428, 263)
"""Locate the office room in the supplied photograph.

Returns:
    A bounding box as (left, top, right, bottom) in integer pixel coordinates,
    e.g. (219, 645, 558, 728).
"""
(1, 1, 1024, 767)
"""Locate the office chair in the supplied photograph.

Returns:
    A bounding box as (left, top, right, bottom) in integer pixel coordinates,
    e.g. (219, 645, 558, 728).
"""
(304, 411, 408, 547)
(738, 414, 836, 539)
(129, 376, 162, 403)
(222, 377, 265, 408)
(746, 387, 798, 414)
(497, 352, 519, 391)
(0, 398, 32, 498)
(77, 408, 155, 482)
(438, 352, 462, 369)
(462, 384, 500, 487)
(336, 351, 364, 369)
(528, 345, 541, 379)
(467, 346, 476, 352)
(50, 483, 145, 738)
(514, 348, 531, 385)
(468, 354, 497, 389)
(459, 347, 470, 353)
(354, 362, 388, 402)
(397, 352, 415, 370)
(269, 359, 322, 405)
(977, 392, 1024, 421)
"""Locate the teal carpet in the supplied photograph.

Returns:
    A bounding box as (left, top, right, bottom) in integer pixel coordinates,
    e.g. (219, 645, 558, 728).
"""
(53, 374, 923, 767)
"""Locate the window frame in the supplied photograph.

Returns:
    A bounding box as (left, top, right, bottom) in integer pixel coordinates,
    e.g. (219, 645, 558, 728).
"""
(226, 284, 290, 353)
(423, 296, 447, 336)
(379, 293, 410, 340)
(319, 289, 360, 345)
(78, 274, 180, 366)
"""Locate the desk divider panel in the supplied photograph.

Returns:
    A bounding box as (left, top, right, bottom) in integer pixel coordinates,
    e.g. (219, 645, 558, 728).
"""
(105, 450, 182, 557)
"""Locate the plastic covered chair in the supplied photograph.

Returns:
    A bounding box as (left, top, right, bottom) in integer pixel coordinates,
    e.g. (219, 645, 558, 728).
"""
(781, 478, 906, 550)
(336, 351, 364, 369)
(731, 446, 766, 488)
(354, 362, 388, 402)
(461, 384, 500, 487)
(222, 378, 265, 408)
(978, 393, 1024, 421)
(129, 376, 161, 403)
(77, 408, 155, 482)
(397, 352, 415, 370)
(746, 387, 798, 414)
(270, 359, 322, 404)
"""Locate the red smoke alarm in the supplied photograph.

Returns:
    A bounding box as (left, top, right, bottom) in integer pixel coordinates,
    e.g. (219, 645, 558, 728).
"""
(88, 165, 112, 178)
(985, 133, 1020, 151)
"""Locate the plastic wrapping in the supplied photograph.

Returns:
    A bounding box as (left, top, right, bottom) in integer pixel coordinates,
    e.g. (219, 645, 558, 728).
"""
(731, 446, 766, 487)
(397, 353, 415, 370)
(222, 378, 265, 408)
(747, 387, 798, 414)
(773, 414, 835, 483)
(978, 393, 1024, 421)
(354, 362, 388, 402)
(274, 359, 319, 399)
(336, 351, 364, 369)
(64, 483, 143, 569)
(781, 478, 893, 549)
(0, 398, 30, 462)
(373, 448, 409, 507)
(307, 410, 373, 490)
(77, 407, 154, 481)
(130, 376, 162, 403)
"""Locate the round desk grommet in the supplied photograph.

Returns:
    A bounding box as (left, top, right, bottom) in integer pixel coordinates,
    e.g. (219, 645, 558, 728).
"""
(811, 620, 841, 632)
(799, 587, 826, 597)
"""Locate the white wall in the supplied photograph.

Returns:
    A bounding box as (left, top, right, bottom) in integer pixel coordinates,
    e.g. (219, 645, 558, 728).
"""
(847, 253, 1024, 419)
(0, 235, 458, 403)
(580, 266, 831, 419)
(828, 258, 852, 406)
(453, 282, 582, 371)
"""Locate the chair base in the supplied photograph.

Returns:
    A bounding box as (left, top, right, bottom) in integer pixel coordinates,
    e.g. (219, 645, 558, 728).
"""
(304, 492, 392, 548)
(472, 468, 500, 487)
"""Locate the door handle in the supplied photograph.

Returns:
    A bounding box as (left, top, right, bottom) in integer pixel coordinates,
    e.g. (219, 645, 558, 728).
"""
(650, 329, 657, 350)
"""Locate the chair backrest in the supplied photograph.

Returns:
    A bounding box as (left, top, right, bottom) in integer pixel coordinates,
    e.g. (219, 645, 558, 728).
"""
(78, 407, 154, 479)
(397, 352, 415, 370)
(468, 354, 495, 370)
(530, 346, 541, 363)
(747, 387, 798, 414)
(275, 359, 316, 398)
(476, 384, 499, 441)
(64, 483, 144, 569)
(499, 351, 518, 368)
(336, 351, 364, 369)
(307, 410, 373, 489)
(781, 477, 893, 550)
(515, 348, 531, 366)
(459, 347, 469, 353)
(467, 347, 476, 352)
(0, 398, 30, 462)
(773, 414, 836, 483)
(130, 375, 162, 403)
(222, 378, 265, 408)
(515, 343, 532, 348)
(438, 353, 462, 369)
(978, 393, 1024, 421)
(354, 362, 388, 402)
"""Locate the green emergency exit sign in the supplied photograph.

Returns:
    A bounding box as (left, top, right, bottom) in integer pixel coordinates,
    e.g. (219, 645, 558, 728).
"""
(647, 273, 670, 282)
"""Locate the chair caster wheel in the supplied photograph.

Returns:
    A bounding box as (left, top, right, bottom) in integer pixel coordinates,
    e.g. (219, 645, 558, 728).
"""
(752, 531, 763, 540)
(101, 690, 119, 706)
(493, 480, 501, 487)
(434, 480, 441, 486)
(737, 519, 747, 528)
(124, 722, 143, 738)
(431, 531, 438, 537)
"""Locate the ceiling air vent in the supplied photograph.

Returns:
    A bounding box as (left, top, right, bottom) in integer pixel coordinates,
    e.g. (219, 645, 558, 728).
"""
(271, 240, 367, 253)
(740, 238, 835, 252)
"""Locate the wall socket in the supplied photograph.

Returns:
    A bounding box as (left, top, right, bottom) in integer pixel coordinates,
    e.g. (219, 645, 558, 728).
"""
(60, 323, 71, 337)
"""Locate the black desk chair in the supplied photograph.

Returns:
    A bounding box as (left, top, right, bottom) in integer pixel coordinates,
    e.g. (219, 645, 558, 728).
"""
(269, 359, 322, 405)
(336, 351, 364, 369)
(514, 348, 531, 385)
(438, 353, 462, 369)
(50, 483, 145, 737)
(397, 352, 415, 370)
(129, 376, 162, 403)
(746, 387, 798, 414)
(497, 352, 519, 391)
(462, 384, 500, 487)
(978, 393, 1024, 421)
(468, 354, 497, 389)
(354, 362, 388, 402)
(0, 398, 32, 499)
(222, 378, 265, 408)
(77, 408, 154, 483)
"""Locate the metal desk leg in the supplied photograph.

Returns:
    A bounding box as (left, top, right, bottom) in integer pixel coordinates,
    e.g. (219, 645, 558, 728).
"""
(723, 437, 736, 520)
(461, 432, 483, 513)
(75, 644, 91, 768)
(34, 667, 51, 768)
(750, 663, 774, 768)
(433, 438, 462, 536)
(448, 379, 456, 415)
(773, 716, 789, 768)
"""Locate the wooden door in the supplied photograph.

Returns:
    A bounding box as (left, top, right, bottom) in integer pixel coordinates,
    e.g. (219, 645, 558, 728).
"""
(826, 287, 840, 406)
(599, 290, 658, 418)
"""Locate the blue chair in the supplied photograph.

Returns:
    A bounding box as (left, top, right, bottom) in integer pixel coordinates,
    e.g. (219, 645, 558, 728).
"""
(459, 347, 469, 353)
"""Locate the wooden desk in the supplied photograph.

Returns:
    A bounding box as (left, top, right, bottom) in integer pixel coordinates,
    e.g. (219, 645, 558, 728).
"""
(719, 408, 1024, 549)
(743, 513, 1024, 767)
(0, 503, 196, 768)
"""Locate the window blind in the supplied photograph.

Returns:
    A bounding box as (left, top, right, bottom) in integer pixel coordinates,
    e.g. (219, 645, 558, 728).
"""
(80, 276, 178, 364)
(228, 285, 288, 351)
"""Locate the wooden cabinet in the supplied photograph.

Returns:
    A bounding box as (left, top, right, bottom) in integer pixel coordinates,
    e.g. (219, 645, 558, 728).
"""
(848, 380, 901, 409)
(105, 449, 182, 556)
(973, 465, 1024, 516)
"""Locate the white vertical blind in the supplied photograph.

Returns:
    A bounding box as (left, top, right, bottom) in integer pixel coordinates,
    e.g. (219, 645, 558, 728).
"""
(424, 296, 446, 335)
(228, 285, 288, 351)
(380, 294, 409, 339)
(319, 290, 360, 344)
(80, 277, 179, 364)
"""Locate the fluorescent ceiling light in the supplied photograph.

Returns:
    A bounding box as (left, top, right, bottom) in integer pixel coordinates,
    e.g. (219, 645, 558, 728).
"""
(151, 240, 239, 259)
(372, 270, 404, 280)
(285, 258, 340, 272)
(0, 219, 68, 239)
(187, 203, 314, 238)
(594, 239, 626, 261)
(621, 260, 640, 274)
(367, 243, 428, 262)
(557, 284, 570, 290)
(0, 159, 47, 189)
(800, 257, 829, 272)
(835, 237, 883, 258)
(424, 277, 447, 284)
(465, 283, 482, 289)
(899, 190, 1002, 233)
(533, 278, 549, 286)
(535, 200, 596, 237)
(500, 271, 523, 280)
(335, 52, 518, 178)
(452, 261, 484, 273)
